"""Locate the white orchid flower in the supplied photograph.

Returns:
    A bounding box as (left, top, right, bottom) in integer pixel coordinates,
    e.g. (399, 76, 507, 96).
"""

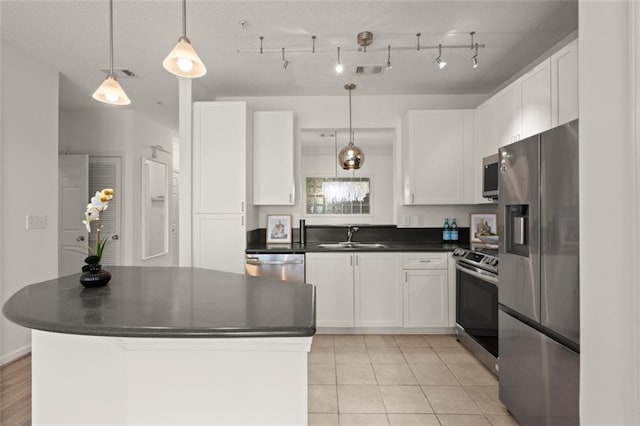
(82, 206, 101, 233)
(90, 191, 109, 210)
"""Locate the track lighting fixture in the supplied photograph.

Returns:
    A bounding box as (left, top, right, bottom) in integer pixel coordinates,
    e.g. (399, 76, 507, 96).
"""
(435, 44, 447, 69)
(335, 46, 344, 74)
(338, 84, 365, 170)
(240, 31, 486, 74)
(163, 0, 207, 78)
(92, 0, 130, 106)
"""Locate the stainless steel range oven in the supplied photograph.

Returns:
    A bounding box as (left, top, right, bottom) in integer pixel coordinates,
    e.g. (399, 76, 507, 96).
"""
(452, 247, 498, 375)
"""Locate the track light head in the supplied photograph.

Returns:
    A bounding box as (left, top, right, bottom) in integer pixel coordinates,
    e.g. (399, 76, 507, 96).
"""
(435, 44, 446, 70)
(283, 60, 289, 71)
(472, 56, 478, 69)
(335, 63, 344, 74)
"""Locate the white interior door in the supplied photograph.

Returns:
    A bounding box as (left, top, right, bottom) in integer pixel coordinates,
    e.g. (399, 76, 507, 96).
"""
(89, 156, 122, 266)
(58, 154, 89, 276)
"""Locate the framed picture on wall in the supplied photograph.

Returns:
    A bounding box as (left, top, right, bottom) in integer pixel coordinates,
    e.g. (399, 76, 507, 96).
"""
(470, 213, 498, 242)
(266, 215, 292, 244)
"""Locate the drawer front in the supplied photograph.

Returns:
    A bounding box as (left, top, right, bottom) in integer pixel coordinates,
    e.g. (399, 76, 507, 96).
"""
(402, 252, 448, 269)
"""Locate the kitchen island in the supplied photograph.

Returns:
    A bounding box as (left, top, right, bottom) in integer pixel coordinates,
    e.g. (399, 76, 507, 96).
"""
(2, 266, 316, 425)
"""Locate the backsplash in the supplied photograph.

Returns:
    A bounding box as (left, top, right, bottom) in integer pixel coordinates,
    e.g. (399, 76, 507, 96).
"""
(247, 225, 470, 246)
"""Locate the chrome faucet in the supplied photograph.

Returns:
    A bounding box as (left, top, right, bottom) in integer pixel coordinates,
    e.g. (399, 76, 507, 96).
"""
(346, 225, 359, 243)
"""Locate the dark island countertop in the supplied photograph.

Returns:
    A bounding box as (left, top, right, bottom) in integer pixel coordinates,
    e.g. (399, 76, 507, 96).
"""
(2, 266, 316, 339)
(246, 241, 466, 254)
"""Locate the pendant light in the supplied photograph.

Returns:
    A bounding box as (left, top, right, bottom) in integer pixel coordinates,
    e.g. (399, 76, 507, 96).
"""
(163, 0, 207, 78)
(338, 84, 365, 170)
(92, 0, 130, 106)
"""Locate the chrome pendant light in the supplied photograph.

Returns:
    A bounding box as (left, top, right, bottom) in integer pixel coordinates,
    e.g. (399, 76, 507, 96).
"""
(338, 84, 365, 170)
(163, 0, 207, 78)
(92, 0, 130, 106)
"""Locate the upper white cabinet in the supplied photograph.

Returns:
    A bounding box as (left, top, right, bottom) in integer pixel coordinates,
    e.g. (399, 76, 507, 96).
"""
(253, 111, 295, 205)
(551, 38, 579, 127)
(193, 102, 252, 214)
(493, 58, 551, 147)
(402, 109, 475, 205)
(520, 58, 552, 139)
(493, 82, 522, 147)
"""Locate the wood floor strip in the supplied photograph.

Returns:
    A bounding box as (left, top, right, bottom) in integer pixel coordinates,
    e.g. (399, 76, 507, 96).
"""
(0, 354, 31, 426)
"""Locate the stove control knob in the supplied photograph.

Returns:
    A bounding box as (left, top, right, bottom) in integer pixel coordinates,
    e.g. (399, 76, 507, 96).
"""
(490, 259, 498, 266)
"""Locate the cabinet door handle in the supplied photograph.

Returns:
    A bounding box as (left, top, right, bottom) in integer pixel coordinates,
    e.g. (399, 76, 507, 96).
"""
(355, 255, 359, 266)
(350, 256, 353, 266)
(241, 216, 244, 226)
(289, 193, 292, 203)
(420, 260, 432, 263)
(404, 271, 408, 282)
(241, 201, 245, 212)
(411, 193, 415, 204)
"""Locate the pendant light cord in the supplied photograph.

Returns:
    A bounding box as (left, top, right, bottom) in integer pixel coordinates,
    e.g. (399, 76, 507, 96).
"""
(109, 0, 114, 75)
(182, 0, 187, 37)
(348, 87, 353, 146)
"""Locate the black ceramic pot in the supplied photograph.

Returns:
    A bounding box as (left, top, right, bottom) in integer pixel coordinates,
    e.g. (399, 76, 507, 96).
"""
(79, 256, 111, 287)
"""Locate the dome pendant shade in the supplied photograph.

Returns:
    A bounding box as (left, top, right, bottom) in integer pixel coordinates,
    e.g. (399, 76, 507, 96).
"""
(338, 144, 365, 170)
(92, 74, 130, 106)
(163, 36, 207, 78)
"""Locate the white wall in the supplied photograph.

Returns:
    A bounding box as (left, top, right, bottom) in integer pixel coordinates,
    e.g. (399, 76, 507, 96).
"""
(59, 109, 177, 267)
(216, 94, 494, 228)
(579, 1, 639, 423)
(1, 41, 59, 364)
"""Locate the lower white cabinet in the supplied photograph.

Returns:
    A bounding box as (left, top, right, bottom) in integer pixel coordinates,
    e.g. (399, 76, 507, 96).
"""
(402, 253, 449, 328)
(307, 251, 451, 330)
(355, 253, 402, 327)
(305, 253, 354, 327)
(305, 252, 402, 328)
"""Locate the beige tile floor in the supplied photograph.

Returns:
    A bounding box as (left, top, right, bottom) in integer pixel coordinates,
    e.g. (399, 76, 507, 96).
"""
(308, 334, 518, 426)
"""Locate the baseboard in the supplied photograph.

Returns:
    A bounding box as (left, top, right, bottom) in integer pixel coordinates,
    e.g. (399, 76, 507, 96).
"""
(1, 344, 31, 366)
(316, 327, 456, 335)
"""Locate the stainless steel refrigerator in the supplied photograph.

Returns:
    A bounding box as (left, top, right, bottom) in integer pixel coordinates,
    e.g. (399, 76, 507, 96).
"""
(498, 119, 579, 425)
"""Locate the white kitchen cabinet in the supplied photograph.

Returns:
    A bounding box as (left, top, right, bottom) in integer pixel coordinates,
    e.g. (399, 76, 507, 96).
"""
(305, 253, 355, 327)
(493, 58, 552, 146)
(402, 110, 475, 205)
(193, 214, 246, 274)
(473, 98, 497, 204)
(520, 58, 552, 139)
(402, 253, 449, 328)
(253, 111, 295, 205)
(354, 253, 402, 327)
(493, 82, 522, 147)
(551, 38, 579, 127)
(193, 102, 252, 214)
(192, 102, 257, 273)
(306, 252, 402, 328)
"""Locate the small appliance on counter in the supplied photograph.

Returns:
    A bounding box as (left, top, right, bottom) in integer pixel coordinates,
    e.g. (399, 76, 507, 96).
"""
(452, 246, 498, 375)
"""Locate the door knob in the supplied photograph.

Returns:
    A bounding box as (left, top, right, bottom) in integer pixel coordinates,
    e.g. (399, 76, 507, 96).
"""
(76, 236, 85, 242)
(111, 235, 119, 240)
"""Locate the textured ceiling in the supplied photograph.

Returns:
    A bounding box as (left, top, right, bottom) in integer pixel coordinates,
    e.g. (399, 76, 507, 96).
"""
(1, 0, 578, 130)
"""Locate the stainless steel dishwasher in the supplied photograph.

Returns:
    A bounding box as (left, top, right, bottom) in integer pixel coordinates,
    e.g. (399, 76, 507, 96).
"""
(245, 254, 305, 283)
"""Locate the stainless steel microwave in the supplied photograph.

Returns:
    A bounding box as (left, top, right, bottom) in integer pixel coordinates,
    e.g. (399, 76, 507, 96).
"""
(482, 153, 499, 199)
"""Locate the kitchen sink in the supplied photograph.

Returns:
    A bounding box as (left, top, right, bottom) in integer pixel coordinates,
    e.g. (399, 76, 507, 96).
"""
(316, 242, 388, 249)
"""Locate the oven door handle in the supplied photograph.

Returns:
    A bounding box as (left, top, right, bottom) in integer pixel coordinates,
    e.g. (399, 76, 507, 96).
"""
(455, 264, 498, 285)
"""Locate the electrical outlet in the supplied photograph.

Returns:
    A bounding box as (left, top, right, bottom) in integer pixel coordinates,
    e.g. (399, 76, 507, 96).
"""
(26, 215, 47, 230)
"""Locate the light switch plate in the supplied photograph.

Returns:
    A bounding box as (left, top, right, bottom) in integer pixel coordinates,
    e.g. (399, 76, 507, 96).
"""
(26, 215, 47, 230)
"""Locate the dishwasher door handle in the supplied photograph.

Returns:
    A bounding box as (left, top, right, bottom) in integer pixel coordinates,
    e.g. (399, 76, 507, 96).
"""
(246, 259, 304, 265)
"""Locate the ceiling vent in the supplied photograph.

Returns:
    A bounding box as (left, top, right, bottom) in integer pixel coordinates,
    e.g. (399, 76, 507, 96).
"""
(99, 68, 136, 78)
(354, 65, 386, 75)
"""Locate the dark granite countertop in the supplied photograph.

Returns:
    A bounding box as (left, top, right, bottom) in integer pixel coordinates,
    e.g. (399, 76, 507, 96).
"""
(246, 241, 467, 254)
(2, 266, 316, 338)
